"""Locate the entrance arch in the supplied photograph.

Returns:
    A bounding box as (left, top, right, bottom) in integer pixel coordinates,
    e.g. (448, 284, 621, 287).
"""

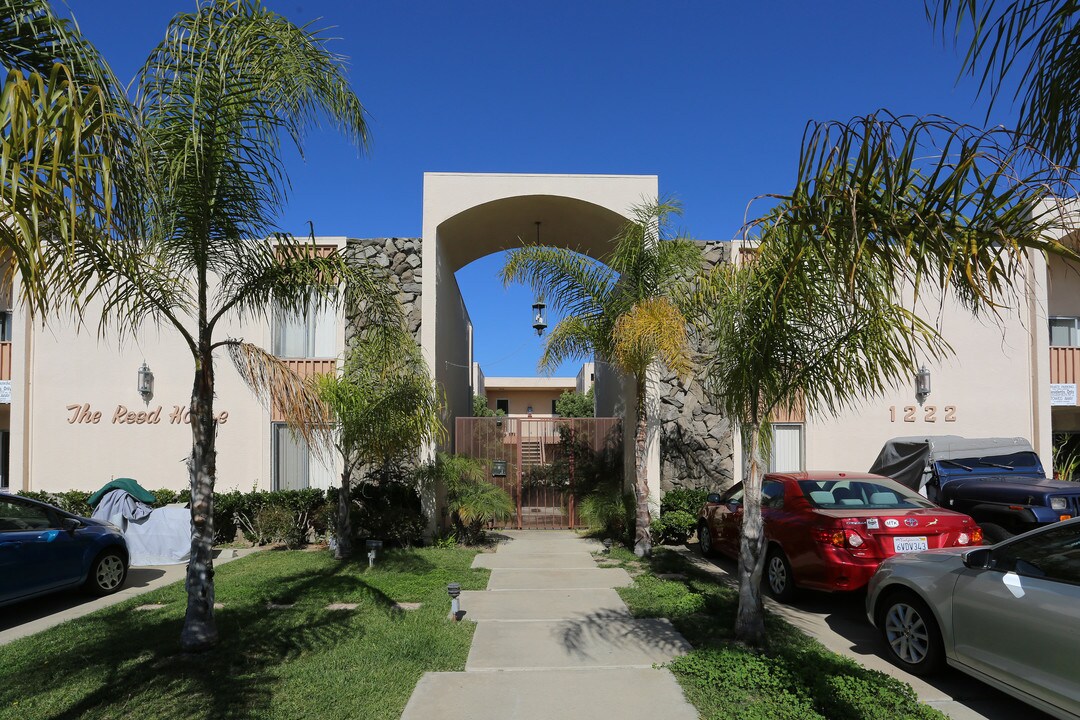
(420, 172, 662, 513)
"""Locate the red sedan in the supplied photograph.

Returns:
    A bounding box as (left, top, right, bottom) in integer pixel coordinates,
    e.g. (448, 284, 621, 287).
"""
(697, 471, 983, 600)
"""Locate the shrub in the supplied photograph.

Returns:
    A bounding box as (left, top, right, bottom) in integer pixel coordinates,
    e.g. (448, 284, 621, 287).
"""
(661, 488, 709, 516)
(578, 485, 634, 541)
(650, 510, 696, 545)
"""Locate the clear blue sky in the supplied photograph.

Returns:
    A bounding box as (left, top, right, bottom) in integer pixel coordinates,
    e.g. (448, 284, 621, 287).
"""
(66, 1, 1010, 378)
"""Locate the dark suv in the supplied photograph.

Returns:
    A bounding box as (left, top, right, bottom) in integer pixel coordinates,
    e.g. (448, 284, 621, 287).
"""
(870, 436, 1080, 542)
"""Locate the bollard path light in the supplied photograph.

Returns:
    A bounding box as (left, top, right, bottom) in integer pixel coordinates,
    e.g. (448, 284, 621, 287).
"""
(447, 582, 461, 621)
(602, 538, 613, 554)
(366, 539, 383, 568)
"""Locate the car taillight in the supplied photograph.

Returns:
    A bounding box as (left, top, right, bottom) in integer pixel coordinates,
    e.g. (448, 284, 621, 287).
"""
(844, 529, 864, 548)
(957, 532, 970, 545)
(971, 527, 983, 544)
(814, 528, 845, 547)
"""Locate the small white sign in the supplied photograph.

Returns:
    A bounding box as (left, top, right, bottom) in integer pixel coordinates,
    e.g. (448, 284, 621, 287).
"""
(1051, 383, 1077, 406)
(0, 381, 10, 404)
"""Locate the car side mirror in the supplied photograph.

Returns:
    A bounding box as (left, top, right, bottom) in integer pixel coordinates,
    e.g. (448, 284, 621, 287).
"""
(962, 547, 992, 570)
(61, 517, 80, 533)
(706, 493, 722, 505)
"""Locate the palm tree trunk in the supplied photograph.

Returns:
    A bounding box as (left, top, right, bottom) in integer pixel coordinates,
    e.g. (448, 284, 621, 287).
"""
(335, 466, 353, 560)
(633, 379, 652, 557)
(734, 422, 767, 646)
(181, 347, 218, 652)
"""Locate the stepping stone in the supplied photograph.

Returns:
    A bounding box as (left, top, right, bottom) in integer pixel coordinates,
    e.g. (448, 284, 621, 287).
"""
(214, 603, 224, 610)
(467, 617, 691, 670)
(486, 568, 633, 591)
(459, 588, 631, 622)
(134, 604, 167, 611)
(656, 573, 687, 581)
(402, 667, 698, 720)
(326, 603, 358, 611)
(393, 602, 422, 611)
(267, 602, 295, 610)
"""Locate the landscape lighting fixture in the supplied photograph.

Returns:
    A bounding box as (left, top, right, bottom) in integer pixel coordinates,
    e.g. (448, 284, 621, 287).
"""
(915, 366, 931, 406)
(447, 582, 462, 621)
(137, 362, 155, 406)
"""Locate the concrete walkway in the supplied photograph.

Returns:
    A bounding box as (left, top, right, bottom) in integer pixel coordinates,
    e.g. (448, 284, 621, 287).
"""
(401, 531, 698, 720)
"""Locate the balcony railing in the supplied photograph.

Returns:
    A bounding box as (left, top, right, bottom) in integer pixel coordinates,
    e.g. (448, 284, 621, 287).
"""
(1050, 347, 1080, 405)
(0, 341, 10, 381)
(271, 358, 337, 421)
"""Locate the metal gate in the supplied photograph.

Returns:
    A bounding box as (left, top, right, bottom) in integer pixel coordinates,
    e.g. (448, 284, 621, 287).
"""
(455, 416, 622, 529)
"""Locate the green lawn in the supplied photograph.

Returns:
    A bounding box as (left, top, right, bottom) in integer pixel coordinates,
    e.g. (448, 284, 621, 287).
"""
(602, 547, 947, 720)
(0, 548, 489, 720)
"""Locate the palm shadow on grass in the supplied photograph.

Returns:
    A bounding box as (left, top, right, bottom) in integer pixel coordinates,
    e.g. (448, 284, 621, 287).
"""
(0, 549, 476, 720)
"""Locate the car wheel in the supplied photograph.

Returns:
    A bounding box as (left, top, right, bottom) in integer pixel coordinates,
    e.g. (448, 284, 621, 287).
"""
(765, 547, 797, 602)
(879, 591, 944, 676)
(698, 523, 715, 557)
(85, 550, 127, 596)
(979, 523, 1012, 544)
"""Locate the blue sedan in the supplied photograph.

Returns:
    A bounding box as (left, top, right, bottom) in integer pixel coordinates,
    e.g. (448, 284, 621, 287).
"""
(0, 494, 129, 606)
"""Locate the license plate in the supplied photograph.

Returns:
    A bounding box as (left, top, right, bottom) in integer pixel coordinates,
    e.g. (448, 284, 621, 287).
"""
(893, 537, 928, 553)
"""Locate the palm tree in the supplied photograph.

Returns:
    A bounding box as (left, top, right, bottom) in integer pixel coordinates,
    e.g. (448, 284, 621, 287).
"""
(501, 199, 701, 557)
(73, 0, 400, 652)
(416, 452, 514, 544)
(1, 0, 141, 316)
(696, 228, 943, 646)
(314, 331, 444, 560)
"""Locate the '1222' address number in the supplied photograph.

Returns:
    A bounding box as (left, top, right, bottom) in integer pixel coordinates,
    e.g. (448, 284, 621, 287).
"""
(889, 405, 957, 422)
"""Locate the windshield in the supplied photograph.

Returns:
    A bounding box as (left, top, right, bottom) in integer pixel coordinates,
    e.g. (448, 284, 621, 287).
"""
(934, 451, 1042, 474)
(798, 479, 936, 510)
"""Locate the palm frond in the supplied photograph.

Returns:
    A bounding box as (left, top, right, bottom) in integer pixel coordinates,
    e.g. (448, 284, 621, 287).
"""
(538, 315, 603, 373)
(226, 340, 333, 461)
(612, 297, 692, 380)
(500, 245, 616, 322)
(758, 111, 1075, 318)
(1, 0, 146, 318)
(931, 0, 1080, 166)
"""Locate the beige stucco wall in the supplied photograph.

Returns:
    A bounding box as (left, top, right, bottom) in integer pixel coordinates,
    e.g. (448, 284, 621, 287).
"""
(799, 262, 1051, 472)
(18, 304, 269, 493)
(482, 387, 572, 417)
(8, 237, 350, 494)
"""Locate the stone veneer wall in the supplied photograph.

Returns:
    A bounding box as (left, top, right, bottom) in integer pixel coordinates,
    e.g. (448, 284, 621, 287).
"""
(343, 237, 423, 346)
(659, 241, 735, 493)
(343, 236, 735, 495)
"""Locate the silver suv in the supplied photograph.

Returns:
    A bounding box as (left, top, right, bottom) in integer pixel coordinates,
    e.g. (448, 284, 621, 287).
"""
(866, 517, 1080, 720)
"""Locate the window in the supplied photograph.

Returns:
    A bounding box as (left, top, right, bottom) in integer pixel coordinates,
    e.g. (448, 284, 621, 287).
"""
(769, 424, 804, 472)
(552, 399, 558, 415)
(0, 498, 53, 532)
(991, 524, 1080, 584)
(496, 398, 509, 415)
(0, 431, 8, 489)
(273, 304, 335, 358)
(272, 424, 335, 491)
(1050, 317, 1080, 347)
(0, 311, 11, 342)
(762, 480, 785, 509)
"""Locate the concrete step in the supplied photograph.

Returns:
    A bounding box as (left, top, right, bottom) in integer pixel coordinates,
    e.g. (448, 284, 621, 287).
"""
(494, 538, 603, 554)
(401, 668, 698, 720)
(487, 568, 632, 591)
(472, 552, 598, 569)
(466, 617, 691, 670)
(460, 588, 630, 621)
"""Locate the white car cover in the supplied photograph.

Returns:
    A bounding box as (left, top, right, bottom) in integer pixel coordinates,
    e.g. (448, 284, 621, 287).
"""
(91, 489, 191, 566)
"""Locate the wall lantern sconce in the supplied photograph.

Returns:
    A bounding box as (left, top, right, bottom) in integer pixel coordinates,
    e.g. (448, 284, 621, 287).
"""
(137, 362, 155, 406)
(915, 365, 931, 406)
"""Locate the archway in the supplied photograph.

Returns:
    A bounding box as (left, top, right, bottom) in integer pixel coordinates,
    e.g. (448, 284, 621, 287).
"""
(420, 172, 662, 514)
